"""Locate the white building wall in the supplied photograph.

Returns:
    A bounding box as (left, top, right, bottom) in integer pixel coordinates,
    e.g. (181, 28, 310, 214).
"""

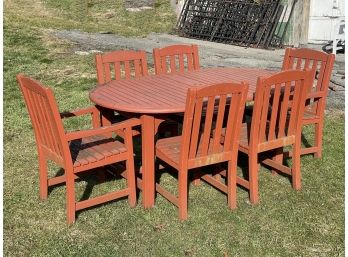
(308, 0, 345, 43)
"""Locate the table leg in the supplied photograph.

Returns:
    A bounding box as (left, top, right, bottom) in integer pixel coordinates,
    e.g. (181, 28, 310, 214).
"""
(141, 114, 155, 208)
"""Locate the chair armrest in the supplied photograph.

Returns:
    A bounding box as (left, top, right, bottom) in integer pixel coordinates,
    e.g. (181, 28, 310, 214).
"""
(306, 91, 325, 100)
(60, 106, 99, 119)
(65, 118, 141, 141)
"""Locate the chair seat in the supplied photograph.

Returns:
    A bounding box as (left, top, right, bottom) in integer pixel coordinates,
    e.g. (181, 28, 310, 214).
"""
(156, 136, 182, 166)
(70, 135, 127, 168)
(156, 135, 224, 169)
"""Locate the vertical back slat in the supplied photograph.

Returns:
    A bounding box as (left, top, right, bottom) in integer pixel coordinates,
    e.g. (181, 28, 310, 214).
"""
(33, 92, 51, 149)
(39, 95, 58, 153)
(134, 59, 141, 78)
(288, 56, 295, 69)
(192, 45, 200, 70)
(169, 56, 177, 73)
(267, 83, 281, 140)
(212, 94, 227, 152)
(258, 85, 271, 142)
(95, 54, 105, 85)
(223, 94, 240, 151)
(124, 61, 131, 79)
(200, 96, 215, 156)
(104, 64, 112, 83)
(178, 54, 185, 72)
(114, 62, 121, 80)
(28, 91, 47, 147)
(141, 52, 149, 76)
(281, 47, 291, 70)
(153, 48, 162, 74)
(42, 96, 63, 156)
(316, 60, 326, 91)
(187, 54, 194, 71)
(277, 80, 291, 138)
(304, 58, 311, 69)
(179, 89, 197, 166)
(310, 59, 319, 91)
(295, 57, 302, 69)
(161, 57, 168, 74)
(287, 79, 301, 135)
(189, 98, 203, 159)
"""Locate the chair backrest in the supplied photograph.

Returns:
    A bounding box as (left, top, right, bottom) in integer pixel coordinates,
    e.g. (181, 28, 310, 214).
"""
(17, 74, 68, 164)
(180, 82, 248, 167)
(95, 50, 148, 85)
(153, 44, 200, 75)
(282, 48, 335, 114)
(250, 70, 313, 148)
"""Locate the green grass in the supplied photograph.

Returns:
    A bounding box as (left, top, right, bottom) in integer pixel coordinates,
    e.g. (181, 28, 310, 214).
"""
(4, 1, 344, 256)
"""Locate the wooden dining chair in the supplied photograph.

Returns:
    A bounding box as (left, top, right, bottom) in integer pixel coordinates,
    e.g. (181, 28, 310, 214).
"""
(95, 50, 148, 134)
(153, 44, 200, 75)
(152, 44, 201, 134)
(282, 48, 335, 158)
(155, 82, 249, 220)
(95, 50, 148, 85)
(221, 70, 313, 205)
(17, 74, 140, 224)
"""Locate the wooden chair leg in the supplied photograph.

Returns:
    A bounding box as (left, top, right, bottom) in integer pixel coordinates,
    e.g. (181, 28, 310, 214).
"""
(66, 169, 76, 224)
(213, 163, 223, 182)
(314, 121, 323, 159)
(100, 108, 113, 137)
(178, 168, 188, 220)
(227, 160, 237, 210)
(126, 158, 137, 208)
(271, 148, 283, 175)
(292, 142, 302, 190)
(38, 153, 48, 200)
(192, 171, 201, 186)
(169, 123, 179, 136)
(96, 169, 106, 182)
(249, 151, 259, 205)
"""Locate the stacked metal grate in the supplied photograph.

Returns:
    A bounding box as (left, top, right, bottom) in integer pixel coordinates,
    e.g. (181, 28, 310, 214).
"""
(176, 0, 295, 49)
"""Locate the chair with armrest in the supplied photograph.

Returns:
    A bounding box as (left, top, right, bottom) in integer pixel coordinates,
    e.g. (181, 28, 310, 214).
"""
(282, 48, 335, 158)
(17, 74, 140, 224)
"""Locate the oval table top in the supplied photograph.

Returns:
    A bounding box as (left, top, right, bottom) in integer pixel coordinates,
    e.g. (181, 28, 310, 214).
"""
(89, 67, 275, 114)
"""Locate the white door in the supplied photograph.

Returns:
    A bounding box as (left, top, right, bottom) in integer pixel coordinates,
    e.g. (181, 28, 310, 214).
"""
(308, 0, 345, 43)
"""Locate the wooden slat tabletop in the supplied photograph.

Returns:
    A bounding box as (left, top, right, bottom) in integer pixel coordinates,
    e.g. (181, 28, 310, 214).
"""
(89, 67, 275, 114)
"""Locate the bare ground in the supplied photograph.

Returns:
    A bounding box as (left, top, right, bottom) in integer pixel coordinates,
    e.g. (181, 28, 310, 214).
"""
(54, 30, 345, 110)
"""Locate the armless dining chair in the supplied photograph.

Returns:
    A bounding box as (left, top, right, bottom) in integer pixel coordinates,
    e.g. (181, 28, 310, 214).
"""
(155, 82, 248, 220)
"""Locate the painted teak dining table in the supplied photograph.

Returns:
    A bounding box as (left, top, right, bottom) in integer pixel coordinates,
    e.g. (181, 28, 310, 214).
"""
(89, 67, 274, 208)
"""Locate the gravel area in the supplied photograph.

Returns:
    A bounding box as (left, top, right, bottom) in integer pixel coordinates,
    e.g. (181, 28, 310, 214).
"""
(54, 30, 345, 110)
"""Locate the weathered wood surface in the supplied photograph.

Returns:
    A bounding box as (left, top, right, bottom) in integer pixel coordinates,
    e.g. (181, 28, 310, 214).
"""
(90, 67, 274, 114)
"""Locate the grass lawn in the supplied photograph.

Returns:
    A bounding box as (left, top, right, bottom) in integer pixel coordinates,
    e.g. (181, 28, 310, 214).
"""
(4, 1, 344, 256)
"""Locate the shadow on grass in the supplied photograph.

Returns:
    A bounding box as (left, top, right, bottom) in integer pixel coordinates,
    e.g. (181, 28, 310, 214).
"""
(48, 165, 130, 217)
